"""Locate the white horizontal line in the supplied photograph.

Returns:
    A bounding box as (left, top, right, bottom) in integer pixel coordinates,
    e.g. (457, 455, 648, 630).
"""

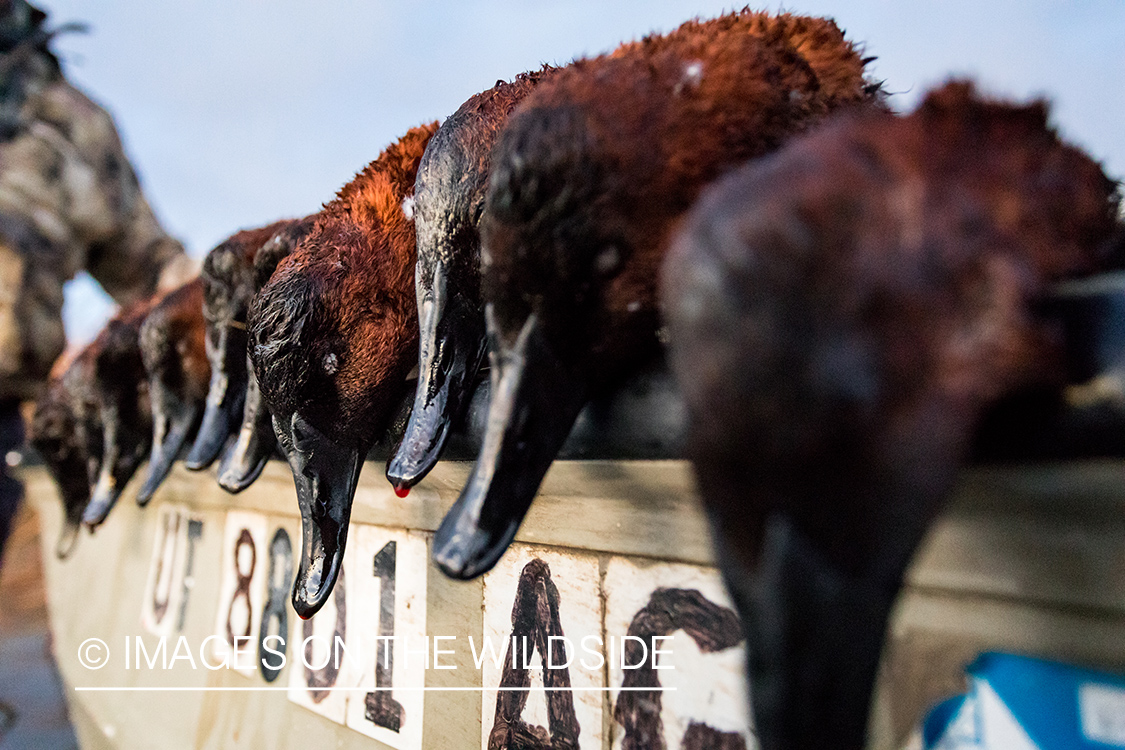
(74, 686, 676, 692)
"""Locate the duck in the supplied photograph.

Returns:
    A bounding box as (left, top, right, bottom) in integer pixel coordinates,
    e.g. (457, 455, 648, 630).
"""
(59, 342, 103, 498)
(386, 68, 557, 494)
(215, 217, 316, 492)
(659, 81, 1121, 750)
(29, 352, 94, 557)
(188, 220, 312, 470)
(432, 10, 880, 579)
(81, 297, 155, 527)
(247, 123, 437, 618)
(134, 277, 209, 504)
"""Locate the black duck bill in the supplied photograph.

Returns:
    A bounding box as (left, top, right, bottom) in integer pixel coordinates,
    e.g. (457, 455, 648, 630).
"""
(387, 261, 487, 492)
(432, 309, 588, 580)
(136, 380, 202, 505)
(217, 357, 276, 493)
(83, 406, 148, 528)
(54, 474, 89, 558)
(273, 411, 365, 619)
(186, 321, 247, 469)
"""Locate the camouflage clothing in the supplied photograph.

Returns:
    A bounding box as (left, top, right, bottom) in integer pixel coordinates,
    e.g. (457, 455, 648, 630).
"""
(0, 6, 193, 402)
(0, 1, 192, 566)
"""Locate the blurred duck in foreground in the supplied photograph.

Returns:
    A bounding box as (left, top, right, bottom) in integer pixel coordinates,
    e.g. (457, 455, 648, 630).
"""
(248, 123, 436, 618)
(189, 221, 311, 471)
(195, 219, 314, 490)
(81, 299, 154, 527)
(135, 277, 209, 503)
(386, 68, 556, 493)
(433, 9, 880, 580)
(660, 81, 1121, 750)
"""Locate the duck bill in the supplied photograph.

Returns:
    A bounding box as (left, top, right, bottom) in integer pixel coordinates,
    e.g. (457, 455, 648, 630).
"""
(84, 410, 149, 528)
(83, 453, 121, 528)
(186, 329, 246, 470)
(432, 312, 587, 580)
(48, 456, 92, 558)
(56, 519, 81, 559)
(713, 509, 904, 750)
(387, 277, 486, 491)
(137, 393, 200, 506)
(274, 413, 365, 619)
(57, 483, 87, 558)
(217, 359, 275, 493)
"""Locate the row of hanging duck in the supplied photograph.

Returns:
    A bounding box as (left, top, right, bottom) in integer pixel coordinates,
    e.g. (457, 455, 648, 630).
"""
(29, 9, 1123, 750)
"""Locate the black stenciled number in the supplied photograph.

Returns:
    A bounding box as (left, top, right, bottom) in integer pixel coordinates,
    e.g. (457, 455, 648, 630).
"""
(258, 528, 293, 682)
(175, 518, 203, 632)
(149, 511, 181, 625)
(614, 588, 747, 750)
(304, 565, 346, 703)
(365, 541, 405, 732)
(488, 558, 580, 750)
(225, 529, 257, 649)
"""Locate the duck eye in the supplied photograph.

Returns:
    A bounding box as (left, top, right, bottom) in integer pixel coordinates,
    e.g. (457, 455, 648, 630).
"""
(595, 245, 622, 276)
(322, 352, 338, 375)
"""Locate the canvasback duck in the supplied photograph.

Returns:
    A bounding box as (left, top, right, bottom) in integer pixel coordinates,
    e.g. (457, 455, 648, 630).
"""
(29, 352, 94, 557)
(248, 123, 437, 617)
(188, 220, 311, 469)
(215, 217, 315, 492)
(81, 298, 155, 527)
(386, 68, 557, 493)
(60, 343, 103, 498)
(433, 10, 879, 579)
(660, 81, 1121, 750)
(135, 277, 209, 503)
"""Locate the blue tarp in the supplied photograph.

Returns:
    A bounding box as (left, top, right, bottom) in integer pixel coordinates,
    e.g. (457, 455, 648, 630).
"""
(923, 652, 1125, 749)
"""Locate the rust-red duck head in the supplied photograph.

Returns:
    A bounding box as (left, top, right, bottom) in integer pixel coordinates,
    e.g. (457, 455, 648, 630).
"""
(30, 354, 94, 558)
(386, 68, 557, 493)
(83, 298, 156, 527)
(248, 123, 436, 617)
(190, 220, 313, 471)
(136, 278, 209, 504)
(433, 10, 879, 579)
(660, 81, 1120, 750)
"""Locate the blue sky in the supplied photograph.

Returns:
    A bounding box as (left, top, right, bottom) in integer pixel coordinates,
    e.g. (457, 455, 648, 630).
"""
(41, 1, 1124, 343)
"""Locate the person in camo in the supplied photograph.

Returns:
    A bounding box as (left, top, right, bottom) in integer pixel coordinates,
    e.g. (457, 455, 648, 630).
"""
(0, 0, 193, 564)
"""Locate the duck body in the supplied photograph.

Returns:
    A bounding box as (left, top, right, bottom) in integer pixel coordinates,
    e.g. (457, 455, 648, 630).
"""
(248, 123, 437, 617)
(435, 10, 879, 579)
(82, 298, 155, 527)
(136, 277, 209, 504)
(660, 81, 1121, 750)
(387, 68, 556, 492)
(190, 220, 311, 471)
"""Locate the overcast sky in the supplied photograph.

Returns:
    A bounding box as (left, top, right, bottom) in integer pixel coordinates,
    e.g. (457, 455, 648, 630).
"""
(40, 0, 1124, 343)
